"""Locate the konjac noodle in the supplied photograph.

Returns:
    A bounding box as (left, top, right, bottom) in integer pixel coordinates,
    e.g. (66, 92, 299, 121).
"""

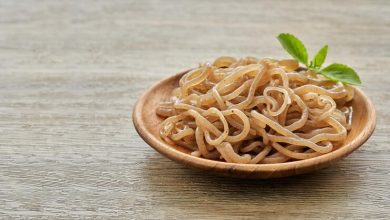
(156, 57, 354, 164)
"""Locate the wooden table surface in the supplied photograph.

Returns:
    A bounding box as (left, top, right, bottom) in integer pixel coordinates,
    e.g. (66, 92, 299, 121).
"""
(0, 0, 389, 219)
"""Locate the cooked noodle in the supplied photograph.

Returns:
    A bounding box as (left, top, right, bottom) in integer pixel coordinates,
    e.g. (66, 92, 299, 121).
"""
(156, 57, 353, 164)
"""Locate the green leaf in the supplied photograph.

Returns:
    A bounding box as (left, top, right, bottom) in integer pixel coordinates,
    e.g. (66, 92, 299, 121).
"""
(310, 45, 328, 69)
(319, 63, 361, 85)
(277, 33, 308, 66)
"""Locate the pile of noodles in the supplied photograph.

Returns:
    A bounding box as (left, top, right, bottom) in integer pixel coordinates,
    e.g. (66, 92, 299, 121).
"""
(156, 57, 354, 164)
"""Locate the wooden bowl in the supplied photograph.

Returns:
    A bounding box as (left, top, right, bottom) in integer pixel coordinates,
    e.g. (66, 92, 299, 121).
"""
(133, 70, 376, 179)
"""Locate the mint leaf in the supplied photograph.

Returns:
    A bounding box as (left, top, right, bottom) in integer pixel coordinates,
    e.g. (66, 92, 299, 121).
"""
(310, 45, 328, 69)
(277, 33, 308, 66)
(276, 33, 362, 85)
(319, 63, 361, 85)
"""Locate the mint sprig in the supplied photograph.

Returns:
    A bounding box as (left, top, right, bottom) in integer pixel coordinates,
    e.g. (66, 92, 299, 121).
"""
(277, 33, 361, 85)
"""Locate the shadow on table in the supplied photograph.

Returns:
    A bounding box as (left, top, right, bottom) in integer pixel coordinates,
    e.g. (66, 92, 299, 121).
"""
(141, 152, 365, 212)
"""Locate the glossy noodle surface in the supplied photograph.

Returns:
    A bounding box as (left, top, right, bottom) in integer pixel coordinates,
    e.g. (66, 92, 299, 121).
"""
(156, 57, 354, 164)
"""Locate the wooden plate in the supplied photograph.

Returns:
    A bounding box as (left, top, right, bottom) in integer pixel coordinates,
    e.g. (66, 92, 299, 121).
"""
(133, 70, 376, 179)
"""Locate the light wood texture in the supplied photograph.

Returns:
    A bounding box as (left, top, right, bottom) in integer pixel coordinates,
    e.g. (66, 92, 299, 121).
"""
(0, 0, 389, 218)
(133, 70, 376, 179)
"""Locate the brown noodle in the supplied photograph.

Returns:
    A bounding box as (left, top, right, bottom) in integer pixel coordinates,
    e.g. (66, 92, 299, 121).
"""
(156, 57, 354, 164)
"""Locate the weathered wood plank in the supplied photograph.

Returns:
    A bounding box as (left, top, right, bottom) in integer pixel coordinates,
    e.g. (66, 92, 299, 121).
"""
(0, 0, 389, 219)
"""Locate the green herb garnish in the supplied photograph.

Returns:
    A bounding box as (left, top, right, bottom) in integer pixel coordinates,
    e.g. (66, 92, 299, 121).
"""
(277, 33, 361, 85)
(310, 45, 328, 70)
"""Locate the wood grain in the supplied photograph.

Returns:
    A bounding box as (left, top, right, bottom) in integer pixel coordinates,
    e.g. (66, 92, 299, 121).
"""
(0, 0, 389, 219)
(133, 70, 376, 179)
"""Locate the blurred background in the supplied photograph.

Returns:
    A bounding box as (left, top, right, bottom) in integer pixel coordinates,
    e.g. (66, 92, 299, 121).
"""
(0, 0, 387, 75)
(0, 0, 389, 219)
